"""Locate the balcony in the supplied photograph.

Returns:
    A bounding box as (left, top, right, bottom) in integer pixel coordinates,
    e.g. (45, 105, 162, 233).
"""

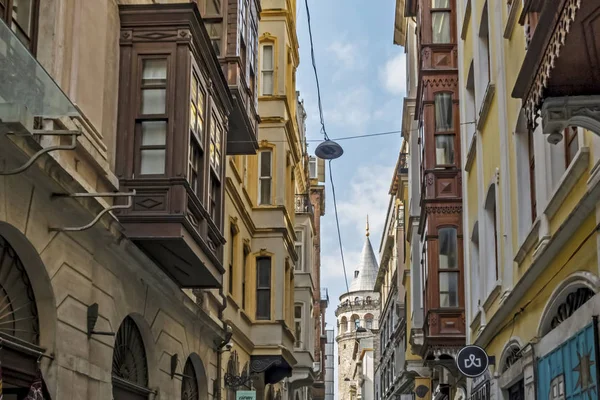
(295, 194, 314, 215)
(513, 1, 600, 134)
(335, 298, 381, 315)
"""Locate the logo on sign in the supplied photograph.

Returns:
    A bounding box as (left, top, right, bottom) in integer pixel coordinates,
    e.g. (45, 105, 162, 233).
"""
(456, 345, 489, 378)
(236, 391, 256, 400)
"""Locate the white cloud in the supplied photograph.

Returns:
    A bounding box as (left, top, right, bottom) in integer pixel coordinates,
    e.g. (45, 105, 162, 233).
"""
(328, 41, 358, 69)
(336, 163, 396, 244)
(325, 85, 373, 129)
(380, 53, 407, 95)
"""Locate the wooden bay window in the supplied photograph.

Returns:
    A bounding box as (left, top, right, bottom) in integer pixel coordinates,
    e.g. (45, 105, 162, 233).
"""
(438, 227, 459, 308)
(116, 3, 233, 288)
(431, 0, 451, 44)
(434, 92, 455, 167)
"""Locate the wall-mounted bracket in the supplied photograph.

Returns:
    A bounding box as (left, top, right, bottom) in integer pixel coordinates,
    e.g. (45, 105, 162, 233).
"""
(224, 372, 256, 389)
(49, 190, 136, 232)
(169, 354, 194, 380)
(87, 303, 115, 338)
(0, 130, 81, 175)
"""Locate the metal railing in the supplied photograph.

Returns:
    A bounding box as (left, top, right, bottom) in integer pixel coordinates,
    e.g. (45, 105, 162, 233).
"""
(295, 193, 314, 214)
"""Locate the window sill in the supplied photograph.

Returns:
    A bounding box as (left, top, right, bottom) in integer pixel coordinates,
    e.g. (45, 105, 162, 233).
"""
(482, 280, 502, 312)
(465, 132, 477, 172)
(240, 309, 252, 324)
(514, 217, 541, 264)
(460, 0, 472, 40)
(476, 83, 496, 132)
(544, 147, 590, 220)
(504, 1, 520, 39)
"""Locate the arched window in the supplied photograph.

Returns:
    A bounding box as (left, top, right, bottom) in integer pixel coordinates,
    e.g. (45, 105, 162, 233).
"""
(182, 357, 199, 400)
(365, 313, 374, 330)
(340, 316, 348, 333)
(500, 342, 522, 373)
(354, 296, 360, 305)
(350, 314, 360, 331)
(540, 287, 595, 336)
(112, 316, 150, 399)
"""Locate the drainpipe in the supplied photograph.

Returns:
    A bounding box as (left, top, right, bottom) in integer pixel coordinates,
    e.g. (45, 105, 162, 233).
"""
(215, 286, 232, 400)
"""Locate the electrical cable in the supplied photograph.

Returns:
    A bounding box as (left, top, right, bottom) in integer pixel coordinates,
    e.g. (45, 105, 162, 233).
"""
(303, 0, 352, 302)
(227, 129, 405, 144)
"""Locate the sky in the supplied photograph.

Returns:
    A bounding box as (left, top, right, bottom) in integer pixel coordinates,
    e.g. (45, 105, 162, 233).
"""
(295, 0, 407, 395)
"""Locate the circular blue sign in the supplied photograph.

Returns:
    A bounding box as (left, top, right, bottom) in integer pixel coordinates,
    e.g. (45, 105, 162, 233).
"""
(456, 345, 489, 378)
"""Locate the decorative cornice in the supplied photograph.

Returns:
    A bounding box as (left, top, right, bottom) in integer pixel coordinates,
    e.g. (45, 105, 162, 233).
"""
(423, 77, 459, 88)
(425, 205, 462, 214)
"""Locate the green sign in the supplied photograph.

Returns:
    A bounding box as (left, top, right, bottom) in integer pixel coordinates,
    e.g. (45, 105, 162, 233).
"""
(236, 391, 256, 400)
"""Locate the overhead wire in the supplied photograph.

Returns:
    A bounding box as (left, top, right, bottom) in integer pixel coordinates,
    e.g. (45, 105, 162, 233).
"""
(303, 0, 351, 298)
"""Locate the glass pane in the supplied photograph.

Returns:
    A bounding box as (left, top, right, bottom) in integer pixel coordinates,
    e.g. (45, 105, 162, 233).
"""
(435, 93, 453, 131)
(432, 0, 450, 8)
(142, 89, 166, 115)
(295, 321, 301, 345)
(205, 22, 222, 56)
(439, 227, 457, 269)
(262, 72, 273, 95)
(260, 151, 271, 176)
(141, 121, 166, 146)
(432, 11, 451, 43)
(257, 258, 271, 286)
(12, 0, 33, 37)
(295, 305, 302, 319)
(295, 245, 303, 270)
(191, 74, 198, 102)
(190, 102, 197, 131)
(260, 178, 271, 205)
(262, 45, 273, 69)
(206, 0, 221, 14)
(142, 59, 167, 85)
(256, 291, 270, 319)
(140, 149, 165, 175)
(435, 135, 455, 165)
(439, 272, 459, 307)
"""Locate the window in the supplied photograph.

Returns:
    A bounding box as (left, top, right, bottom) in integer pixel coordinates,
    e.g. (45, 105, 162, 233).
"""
(479, 3, 491, 90)
(205, 22, 223, 56)
(188, 73, 205, 194)
(209, 115, 222, 173)
(470, 222, 480, 314)
(484, 186, 499, 293)
(229, 225, 237, 295)
(294, 304, 303, 348)
(309, 157, 318, 179)
(438, 227, 459, 307)
(434, 93, 454, 166)
(256, 257, 271, 320)
(258, 150, 272, 205)
(203, 0, 223, 55)
(295, 230, 303, 271)
(3, 0, 38, 50)
(564, 126, 579, 168)
(242, 246, 249, 310)
(528, 130, 537, 221)
(366, 318, 372, 329)
(138, 59, 168, 175)
(431, 0, 451, 44)
(354, 318, 360, 331)
(340, 317, 347, 333)
(261, 45, 274, 95)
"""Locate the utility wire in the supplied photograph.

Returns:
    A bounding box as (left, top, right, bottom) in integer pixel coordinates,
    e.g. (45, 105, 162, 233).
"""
(227, 129, 405, 144)
(303, 0, 329, 141)
(303, 0, 351, 300)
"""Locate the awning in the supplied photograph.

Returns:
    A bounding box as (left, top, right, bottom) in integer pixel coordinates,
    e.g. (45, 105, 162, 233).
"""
(0, 18, 79, 119)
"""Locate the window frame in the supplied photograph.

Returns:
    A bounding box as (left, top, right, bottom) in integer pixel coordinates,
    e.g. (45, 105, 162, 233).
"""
(433, 92, 456, 167)
(437, 226, 459, 308)
(294, 229, 304, 272)
(242, 245, 249, 310)
(135, 55, 171, 177)
(294, 303, 303, 349)
(256, 256, 272, 320)
(258, 149, 273, 205)
(3, 0, 39, 52)
(228, 224, 237, 296)
(528, 129, 537, 222)
(188, 69, 207, 196)
(431, 0, 452, 44)
(260, 43, 275, 96)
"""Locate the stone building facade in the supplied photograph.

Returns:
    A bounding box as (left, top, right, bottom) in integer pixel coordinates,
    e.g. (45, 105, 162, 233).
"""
(336, 230, 380, 400)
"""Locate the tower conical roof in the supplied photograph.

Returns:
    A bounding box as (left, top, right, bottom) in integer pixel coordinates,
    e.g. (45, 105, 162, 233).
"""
(348, 234, 379, 293)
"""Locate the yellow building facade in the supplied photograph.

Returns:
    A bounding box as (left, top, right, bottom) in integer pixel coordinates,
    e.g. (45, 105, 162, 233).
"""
(220, 1, 317, 399)
(458, 1, 600, 399)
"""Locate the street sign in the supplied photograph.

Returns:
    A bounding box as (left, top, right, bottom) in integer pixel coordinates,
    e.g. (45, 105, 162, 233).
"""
(236, 391, 256, 400)
(456, 345, 490, 378)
